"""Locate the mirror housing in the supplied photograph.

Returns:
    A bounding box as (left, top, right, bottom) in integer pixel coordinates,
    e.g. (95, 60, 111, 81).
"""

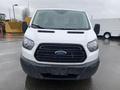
(94, 24, 100, 35)
(22, 22, 28, 33)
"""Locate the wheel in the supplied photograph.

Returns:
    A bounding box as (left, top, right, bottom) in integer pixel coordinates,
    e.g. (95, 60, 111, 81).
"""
(104, 32, 111, 39)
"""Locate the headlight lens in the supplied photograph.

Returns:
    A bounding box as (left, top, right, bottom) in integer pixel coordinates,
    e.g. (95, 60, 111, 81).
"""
(87, 39, 98, 52)
(23, 37, 34, 50)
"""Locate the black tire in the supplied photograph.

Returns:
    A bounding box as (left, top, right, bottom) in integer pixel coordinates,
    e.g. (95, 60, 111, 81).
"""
(104, 32, 111, 39)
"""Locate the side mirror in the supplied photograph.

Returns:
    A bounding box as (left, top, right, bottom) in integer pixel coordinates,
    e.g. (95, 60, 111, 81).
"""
(94, 24, 100, 35)
(22, 22, 28, 33)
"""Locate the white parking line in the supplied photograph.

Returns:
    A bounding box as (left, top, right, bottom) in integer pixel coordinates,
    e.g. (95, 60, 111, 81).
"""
(0, 51, 18, 56)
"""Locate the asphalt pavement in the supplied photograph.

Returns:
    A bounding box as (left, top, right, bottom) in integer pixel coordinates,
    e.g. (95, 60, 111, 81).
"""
(0, 34, 120, 90)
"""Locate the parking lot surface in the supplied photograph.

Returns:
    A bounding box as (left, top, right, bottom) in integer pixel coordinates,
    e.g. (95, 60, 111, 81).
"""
(0, 34, 120, 90)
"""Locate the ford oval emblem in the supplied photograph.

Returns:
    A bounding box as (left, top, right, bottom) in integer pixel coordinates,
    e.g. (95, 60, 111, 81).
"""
(55, 50, 67, 56)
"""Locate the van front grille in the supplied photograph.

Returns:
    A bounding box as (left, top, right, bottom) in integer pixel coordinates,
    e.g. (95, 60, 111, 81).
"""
(34, 43, 87, 63)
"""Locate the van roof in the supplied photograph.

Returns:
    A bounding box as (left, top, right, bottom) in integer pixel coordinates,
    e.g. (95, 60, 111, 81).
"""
(35, 8, 86, 13)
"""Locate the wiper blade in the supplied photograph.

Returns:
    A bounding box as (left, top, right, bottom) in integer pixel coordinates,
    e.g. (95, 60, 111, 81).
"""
(51, 28, 83, 30)
(61, 28, 88, 30)
(31, 24, 45, 29)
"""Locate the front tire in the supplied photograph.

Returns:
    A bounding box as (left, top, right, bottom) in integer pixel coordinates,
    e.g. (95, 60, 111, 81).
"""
(104, 32, 111, 39)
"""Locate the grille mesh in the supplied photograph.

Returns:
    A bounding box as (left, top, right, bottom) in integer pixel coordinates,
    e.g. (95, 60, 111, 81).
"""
(34, 43, 87, 63)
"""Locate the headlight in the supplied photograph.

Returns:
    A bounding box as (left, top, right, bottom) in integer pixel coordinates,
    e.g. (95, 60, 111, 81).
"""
(23, 37, 34, 50)
(87, 39, 98, 52)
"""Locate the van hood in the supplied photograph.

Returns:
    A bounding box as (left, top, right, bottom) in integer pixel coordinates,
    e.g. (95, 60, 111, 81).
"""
(25, 28, 97, 45)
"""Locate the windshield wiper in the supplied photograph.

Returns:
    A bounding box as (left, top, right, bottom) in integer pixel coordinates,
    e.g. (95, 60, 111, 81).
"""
(31, 24, 45, 29)
(53, 28, 89, 30)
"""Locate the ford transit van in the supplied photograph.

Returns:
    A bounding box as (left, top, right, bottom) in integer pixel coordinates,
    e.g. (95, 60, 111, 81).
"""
(21, 9, 100, 80)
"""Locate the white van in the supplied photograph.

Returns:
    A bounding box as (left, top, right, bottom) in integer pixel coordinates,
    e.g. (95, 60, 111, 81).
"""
(92, 18, 120, 39)
(21, 9, 100, 80)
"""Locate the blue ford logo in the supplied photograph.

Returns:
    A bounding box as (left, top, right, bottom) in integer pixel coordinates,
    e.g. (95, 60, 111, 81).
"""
(55, 50, 67, 56)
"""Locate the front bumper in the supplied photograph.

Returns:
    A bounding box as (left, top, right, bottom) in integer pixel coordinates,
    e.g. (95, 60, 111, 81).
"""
(20, 56, 100, 80)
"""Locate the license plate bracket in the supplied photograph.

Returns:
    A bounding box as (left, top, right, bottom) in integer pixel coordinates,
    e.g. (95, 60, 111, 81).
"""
(51, 68, 68, 75)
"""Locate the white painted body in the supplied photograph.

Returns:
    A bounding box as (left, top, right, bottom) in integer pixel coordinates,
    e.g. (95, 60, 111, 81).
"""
(92, 18, 120, 37)
(22, 9, 99, 65)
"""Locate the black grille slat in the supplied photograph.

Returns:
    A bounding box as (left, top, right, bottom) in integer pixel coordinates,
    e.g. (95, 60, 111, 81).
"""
(36, 56, 84, 59)
(36, 54, 84, 57)
(35, 43, 87, 63)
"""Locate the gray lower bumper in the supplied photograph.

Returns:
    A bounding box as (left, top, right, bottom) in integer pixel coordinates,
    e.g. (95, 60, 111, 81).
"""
(20, 56, 100, 80)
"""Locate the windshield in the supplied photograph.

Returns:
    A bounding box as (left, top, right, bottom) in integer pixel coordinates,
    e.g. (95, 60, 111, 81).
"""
(32, 10, 90, 30)
(0, 14, 5, 21)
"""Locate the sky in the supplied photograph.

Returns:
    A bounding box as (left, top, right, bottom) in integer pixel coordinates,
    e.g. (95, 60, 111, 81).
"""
(0, 0, 120, 20)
